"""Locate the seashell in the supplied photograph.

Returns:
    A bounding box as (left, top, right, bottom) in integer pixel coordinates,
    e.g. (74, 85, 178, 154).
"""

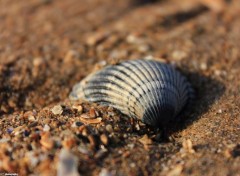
(69, 59, 194, 127)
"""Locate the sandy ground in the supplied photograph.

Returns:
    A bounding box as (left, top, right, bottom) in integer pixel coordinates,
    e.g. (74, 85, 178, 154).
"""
(0, 0, 239, 175)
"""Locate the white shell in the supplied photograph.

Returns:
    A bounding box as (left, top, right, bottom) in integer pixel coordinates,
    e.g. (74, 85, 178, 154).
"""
(70, 59, 194, 127)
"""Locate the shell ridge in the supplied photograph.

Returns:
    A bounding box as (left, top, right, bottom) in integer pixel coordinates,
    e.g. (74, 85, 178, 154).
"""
(144, 61, 173, 122)
(119, 62, 155, 119)
(154, 62, 181, 114)
(84, 84, 143, 118)
(125, 61, 158, 119)
(85, 67, 145, 118)
(137, 60, 162, 122)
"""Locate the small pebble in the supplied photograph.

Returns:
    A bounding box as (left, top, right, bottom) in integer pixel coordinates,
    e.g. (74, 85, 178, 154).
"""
(137, 44, 150, 53)
(78, 145, 90, 155)
(28, 115, 36, 121)
(76, 121, 84, 127)
(172, 50, 187, 61)
(0, 138, 10, 143)
(130, 163, 136, 168)
(200, 62, 208, 70)
(100, 134, 108, 146)
(72, 105, 83, 114)
(86, 32, 109, 46)
(24, 130, 30, 137)
(62, 137, 76, 149)
(43, 124, 50, 131)
(89, 108, 97, 118)
(57, 149, 79, 176)
(7, 127, 14, 134)
(80, 114, 92, 119)
(13, 125, 25, 136)
(139, 134, 152, 145)
(64, 50, 80, 62)
(51, 105, 63, 115)
(182, 139, 195, 154)
(40, 132, 54, 150)
(88, 135, 96, 149)
(28, 121, 38, 128)
(105, 124, 113, 133)
(214, 69, 222, 76)
(80, 117, 102, 124)
(135, 124, 140, 131)
(71, 121, 84, 128)
(95, 148, 108, 159)
(128, 143, 135, 149)
(166, 164, 183, 176)
(217, 109, 223, 114)
(126, 34, 142, 44)
(99, 168, 112, 176)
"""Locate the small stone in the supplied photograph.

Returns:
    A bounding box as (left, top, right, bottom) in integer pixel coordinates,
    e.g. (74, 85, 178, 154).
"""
(105, 124, 113, 133)
(122, 151, 131, 158)
(182, 139, 195, 153)
(78, 145, 91, 155)
(98, 60, 107, 67)
(232, 144, 240, 158)
(109, 50, 128, 60)
(100, 134, 109, 146)
(13, 125, 25, 136)
(76, 121, 84, 127)
(0, 138, 10, 143)
(7, 127, 14, 134)
(43, 124, 50, 131)
(28, 115, 36, 121)
(95, 148, 108, 159)
(28, 121, 38, 128)
(24, 130, 30, 137)
(166, 164, 183, 176)
(89, 108, 97, 118)
(80, 117, 102, 124)
(144, 55, 167, 63)
(214, 69, 222, 76)
(135, 124, 140, 131)
(51, 105, 63, 115)
(126, 34, 142, 44)
(130, 163, 136, 168)
(199, 0, 226, 13)
(57, 149, 79, 176)
(72, 105, 83, 114)
(80, 114, 92, 119)
(64, 50, 80, 63)
(81, 126, 89, 136)
(86, 32, 109, 46)
(88, 135, 96, 149)
(224, 149, 232, 158)
(200, 62, 208, 70)
(71, 121, 84, 128)
(217, 109, 223, 114)
(139, 135, 152, 145)
(40, 132, 54, 150)
(33, 57, 44, 67)
(137, 44, 150, 53)
(172, 50, 187, 61)
(62, 137, 76, 149)
(99, 168, 112, 176)
(26, 151, 39, 167)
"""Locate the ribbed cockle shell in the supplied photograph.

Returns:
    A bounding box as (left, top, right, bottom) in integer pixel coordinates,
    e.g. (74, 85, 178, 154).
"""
(69, 59, 194, 127)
